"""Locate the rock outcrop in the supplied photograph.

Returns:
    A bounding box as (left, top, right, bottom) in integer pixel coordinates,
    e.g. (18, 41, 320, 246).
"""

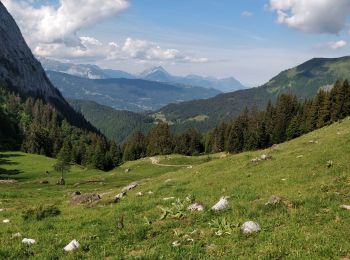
(0, 3, 62, 100)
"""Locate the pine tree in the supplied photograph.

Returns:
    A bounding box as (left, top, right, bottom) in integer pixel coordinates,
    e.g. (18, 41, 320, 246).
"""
(146, 123, 174, 156)
(226, 118, 244, 153)
(109, 140, 122, 167)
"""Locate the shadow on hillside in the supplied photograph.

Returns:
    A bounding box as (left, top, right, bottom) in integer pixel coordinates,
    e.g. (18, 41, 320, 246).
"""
(0, 153, 22, 179)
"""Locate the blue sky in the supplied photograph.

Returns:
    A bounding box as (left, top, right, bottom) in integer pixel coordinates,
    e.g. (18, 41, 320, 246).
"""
(4, 0, 350, 86)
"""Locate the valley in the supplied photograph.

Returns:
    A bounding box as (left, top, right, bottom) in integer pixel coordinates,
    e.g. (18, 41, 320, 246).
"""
(1, 0, 350, 259)
(1, 118, 350, 258)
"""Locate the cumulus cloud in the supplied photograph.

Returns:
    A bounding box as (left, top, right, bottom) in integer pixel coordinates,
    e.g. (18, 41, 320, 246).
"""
(269, 0, 350, 34)
(35, 37, 208, 63)
(3, 0, 129, 44)
(3, 0, 207, 64)
(316, 40, 347, 50)
(241, 11, 254, 17)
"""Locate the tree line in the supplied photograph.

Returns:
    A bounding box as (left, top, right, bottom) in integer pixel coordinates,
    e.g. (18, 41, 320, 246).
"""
(122, 80, 350, 158)
(1, 79, 350, 171)
(0, 86, 121, 171)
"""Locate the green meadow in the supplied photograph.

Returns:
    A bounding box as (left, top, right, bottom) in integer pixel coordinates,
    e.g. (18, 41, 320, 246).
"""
(1, 118, 350, 259)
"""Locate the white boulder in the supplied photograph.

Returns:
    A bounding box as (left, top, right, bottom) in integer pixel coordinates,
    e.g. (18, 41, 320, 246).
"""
(22, 238, 36, 245)
(3, 219, 10, 223)
(11, 232, 21, 238)
(187, 203, 205, 211)
(64, 239, 80, 252)
(122, 182, 138, 192)
(241, 221, 261, 234)
(211, 196, 229, 211)
(340, 205, 350, 210)
(172, 241, 181, 247)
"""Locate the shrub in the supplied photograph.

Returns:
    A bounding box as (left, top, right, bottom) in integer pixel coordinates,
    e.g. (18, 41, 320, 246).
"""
(22, 205, 61, 221)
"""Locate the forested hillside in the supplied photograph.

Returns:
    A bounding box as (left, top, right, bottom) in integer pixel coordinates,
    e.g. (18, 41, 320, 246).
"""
(69, 99, 154, 143)
(156, 56, 350, 132)
(122, 80, 350, 160)
(0, 86, 122, 171)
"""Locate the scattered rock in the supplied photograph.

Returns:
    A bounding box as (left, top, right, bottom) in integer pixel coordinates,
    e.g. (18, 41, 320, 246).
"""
(308, 140, 318, 144)
(250, 158, 260, 163)
(260, 154, 272, 161)
(72, 191, 81, 196)
(163, 197, 175, 201)
(73, 183, 80, 187)
(64, 239, 80, 252)
(164, 179, 173, 183)
(136, 192, 144, 197)
(122, 182, 138, 192)
(56, 177, 65, 185)
(125, 168, 131, 173)
(40, 180, 49, 184)
(114, 192, 127, 203)
(187, 166, 193, 169)
(187, 203, 205, 211)
(340, 205, 350, 210)
(22, 238, 36, 245)
(296, 155, 303, 159)
(3, 219, 10, 223)
(172, 241, 181, 247)
(327, 160, 333, 168)
(211, 196, 229, 211)
(0, 208, 4, 212)
(11, 232, 21, 238)
(251, 154, 272, 163)
(0, 179, 17, 184)
(271, 144, 279, 150)
(147, 191, 154, 195)
(70, 193, 101, 205)
(265, 195, 282, 205)
(241, 221, 261, 234)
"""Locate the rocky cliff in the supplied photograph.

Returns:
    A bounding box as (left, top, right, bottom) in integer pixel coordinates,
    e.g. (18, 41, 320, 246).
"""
(0, 2, 63, 100)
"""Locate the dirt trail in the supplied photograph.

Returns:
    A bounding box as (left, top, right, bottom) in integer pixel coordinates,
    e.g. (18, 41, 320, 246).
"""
(150, 157, 192, 168)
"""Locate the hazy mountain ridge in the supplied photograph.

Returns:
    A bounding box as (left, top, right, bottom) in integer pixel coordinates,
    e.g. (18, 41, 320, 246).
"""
(38, 57, 135, 80)
(47, 70, 221, 112)
(39, 58, 245, 92)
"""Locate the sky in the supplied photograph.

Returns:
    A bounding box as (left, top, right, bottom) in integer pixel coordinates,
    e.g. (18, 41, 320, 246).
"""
(3, 0, 350, 86)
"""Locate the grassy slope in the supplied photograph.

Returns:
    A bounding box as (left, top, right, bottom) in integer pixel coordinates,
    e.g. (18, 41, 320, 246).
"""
(0, 118, 350, 259)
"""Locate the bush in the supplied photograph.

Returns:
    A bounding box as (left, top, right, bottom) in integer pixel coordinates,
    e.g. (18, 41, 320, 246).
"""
(22, 205, 61, 221)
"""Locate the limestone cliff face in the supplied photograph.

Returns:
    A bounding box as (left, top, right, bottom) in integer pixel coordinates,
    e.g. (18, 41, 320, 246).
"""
(0, 2, 62, 100)
(0, 3, 96, 132)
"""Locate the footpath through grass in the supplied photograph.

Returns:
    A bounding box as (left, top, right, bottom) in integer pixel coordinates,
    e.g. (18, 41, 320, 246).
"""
(0, 118, 350, 259)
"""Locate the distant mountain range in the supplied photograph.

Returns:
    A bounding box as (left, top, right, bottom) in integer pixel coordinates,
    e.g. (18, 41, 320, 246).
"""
(39, 58, 246, 93)
(140, 66, 246, 93)
(47, 71, 221, 112)
(155, 56, 350, 132)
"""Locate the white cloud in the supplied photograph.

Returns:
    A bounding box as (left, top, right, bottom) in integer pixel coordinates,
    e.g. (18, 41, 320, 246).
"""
(241, 11, 254, 17)
(269, 0, 350, 34)
(316, 40, 347, 50)
(3, 0, 129, 44)
(328, 40, 347, 50)
(35, 37, 208, 63)
(3, 0, 207, 64)
(120, 38, 207, 63)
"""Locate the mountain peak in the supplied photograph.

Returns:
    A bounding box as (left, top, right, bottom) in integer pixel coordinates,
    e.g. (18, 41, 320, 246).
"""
(140, 66, 170, 77)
